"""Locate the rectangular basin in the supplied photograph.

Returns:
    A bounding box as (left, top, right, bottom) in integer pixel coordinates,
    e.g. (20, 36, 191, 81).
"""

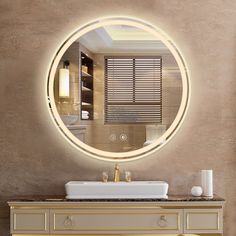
(65, 181, 168, 199)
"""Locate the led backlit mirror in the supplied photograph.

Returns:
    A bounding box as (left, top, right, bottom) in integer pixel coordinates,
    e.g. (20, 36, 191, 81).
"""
(47, 17, 190, 161)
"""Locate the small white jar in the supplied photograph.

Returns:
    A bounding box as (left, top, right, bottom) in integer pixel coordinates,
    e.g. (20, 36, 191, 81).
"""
(191, 186, 203, 197)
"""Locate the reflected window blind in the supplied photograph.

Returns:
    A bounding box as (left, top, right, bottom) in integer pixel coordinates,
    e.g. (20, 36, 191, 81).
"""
(105, 56, 162, 124)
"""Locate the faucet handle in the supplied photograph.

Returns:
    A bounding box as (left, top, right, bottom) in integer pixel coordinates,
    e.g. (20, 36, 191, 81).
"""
(102, 171, 109, 182)
(125, 171, 132, 182)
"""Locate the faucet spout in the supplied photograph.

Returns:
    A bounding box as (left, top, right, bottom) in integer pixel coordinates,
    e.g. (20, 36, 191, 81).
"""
(114, 164, 120, 182)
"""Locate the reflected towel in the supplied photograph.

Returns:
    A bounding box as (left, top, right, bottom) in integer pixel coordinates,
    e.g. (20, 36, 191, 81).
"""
(82, 114, 89, 119)
(82, 110, 89, 115)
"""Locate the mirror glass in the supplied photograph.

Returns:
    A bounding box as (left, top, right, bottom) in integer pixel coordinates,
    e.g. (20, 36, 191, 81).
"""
(47, 18, 189, 161)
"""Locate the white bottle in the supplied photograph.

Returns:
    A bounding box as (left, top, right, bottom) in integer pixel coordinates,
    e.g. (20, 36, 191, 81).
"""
(201, 170, 213, 197)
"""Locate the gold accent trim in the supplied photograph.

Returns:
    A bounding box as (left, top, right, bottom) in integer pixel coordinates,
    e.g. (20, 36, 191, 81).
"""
(53, 211, 180, 231)
(9, 202, 224, 210)
(12, 234, 223, 236)
(186, 212, 220, 230)
(11, 205, 223, 210)
(13, 212, 47, 231)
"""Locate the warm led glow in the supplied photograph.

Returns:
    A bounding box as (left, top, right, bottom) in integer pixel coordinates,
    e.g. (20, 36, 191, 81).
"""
(59, 68, 70, 97)
(46, 16, 190, 162)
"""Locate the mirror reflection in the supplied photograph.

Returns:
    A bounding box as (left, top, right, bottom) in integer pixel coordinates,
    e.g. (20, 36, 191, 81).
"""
(53, 24, 182, 152)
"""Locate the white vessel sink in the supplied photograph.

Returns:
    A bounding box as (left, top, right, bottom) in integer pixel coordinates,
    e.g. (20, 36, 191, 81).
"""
(65, 181, 168, 199)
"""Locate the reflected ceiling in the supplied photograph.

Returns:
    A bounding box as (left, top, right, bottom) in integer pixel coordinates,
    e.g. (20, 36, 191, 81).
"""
(78, 25, 168, 53)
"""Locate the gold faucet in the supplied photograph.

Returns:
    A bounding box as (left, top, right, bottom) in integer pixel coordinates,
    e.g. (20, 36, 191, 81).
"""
(114, 164, 120, 182)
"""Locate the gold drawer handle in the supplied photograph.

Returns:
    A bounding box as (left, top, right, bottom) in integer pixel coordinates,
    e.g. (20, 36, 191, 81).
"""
(158, 215, 167, 228)
(64, 216, 73, 227)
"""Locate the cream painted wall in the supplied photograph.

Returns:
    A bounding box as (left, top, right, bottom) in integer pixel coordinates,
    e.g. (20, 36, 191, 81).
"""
(0, 0, 236, 235)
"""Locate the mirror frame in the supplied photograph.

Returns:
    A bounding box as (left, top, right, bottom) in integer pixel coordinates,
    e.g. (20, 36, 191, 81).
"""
(46, 16, 190, 162)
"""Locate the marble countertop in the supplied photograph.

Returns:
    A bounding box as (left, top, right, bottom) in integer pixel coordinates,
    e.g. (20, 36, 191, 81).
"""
(7, 195, 225, 202)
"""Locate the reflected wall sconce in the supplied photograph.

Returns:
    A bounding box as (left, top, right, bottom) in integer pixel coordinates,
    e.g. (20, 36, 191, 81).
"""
(59, 60, 70, 98)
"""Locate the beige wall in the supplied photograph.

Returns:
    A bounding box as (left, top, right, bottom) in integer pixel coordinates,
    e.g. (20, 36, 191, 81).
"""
(0, 0, 236, 235)
(162, 53, 182, 127)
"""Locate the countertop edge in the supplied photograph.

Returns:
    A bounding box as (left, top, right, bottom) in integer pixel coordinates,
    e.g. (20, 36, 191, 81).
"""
(6, 194, 225, 204)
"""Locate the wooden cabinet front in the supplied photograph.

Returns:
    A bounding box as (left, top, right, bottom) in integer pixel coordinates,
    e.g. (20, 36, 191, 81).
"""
(50, 209, 182, 234)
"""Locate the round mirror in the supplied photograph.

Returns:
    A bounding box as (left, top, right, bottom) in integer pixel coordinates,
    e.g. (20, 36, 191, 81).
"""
(47, 17, 190, 162)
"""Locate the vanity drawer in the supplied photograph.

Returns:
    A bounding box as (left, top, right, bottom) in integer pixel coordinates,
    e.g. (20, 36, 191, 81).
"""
(184, 209, 223, 234)
(11, 209, 49, 234)
(50, 209, 183, 234)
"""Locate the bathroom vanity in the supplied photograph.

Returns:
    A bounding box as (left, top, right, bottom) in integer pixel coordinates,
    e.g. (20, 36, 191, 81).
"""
(8, 195, 224, 236)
